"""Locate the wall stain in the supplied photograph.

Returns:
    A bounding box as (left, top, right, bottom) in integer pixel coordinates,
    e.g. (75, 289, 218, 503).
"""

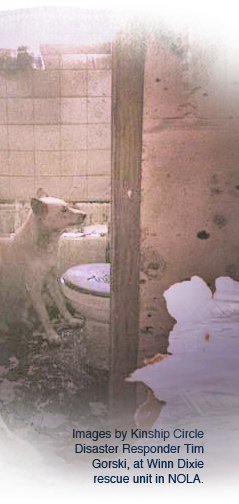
(211, 188, 222, 195)
(188, 86, 202, 95)
(226, 264, 239, 280)
(130, 2, 192, 64)
(141, 247, 167, 279)
(213, 213, 227, 228)
(197, 230, 210, 240)
(140, 326, 154, 334)
(211, 174, 219, 184)
(147, 261, 160, 270)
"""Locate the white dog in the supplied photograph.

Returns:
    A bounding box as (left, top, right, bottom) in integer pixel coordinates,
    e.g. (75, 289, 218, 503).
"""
(0, 190, 86, 343)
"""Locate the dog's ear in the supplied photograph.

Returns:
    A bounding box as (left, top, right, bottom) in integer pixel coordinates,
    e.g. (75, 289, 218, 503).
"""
(36, 188, 49, 198)
(31, 197, 48, 216)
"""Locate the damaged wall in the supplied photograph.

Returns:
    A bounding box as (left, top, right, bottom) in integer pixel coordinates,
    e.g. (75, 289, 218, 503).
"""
(139, 27, 239, 362)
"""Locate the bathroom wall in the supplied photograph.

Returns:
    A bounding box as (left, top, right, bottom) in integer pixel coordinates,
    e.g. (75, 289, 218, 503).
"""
(0, 43, 111, 233)
(139, 27, 239, 362)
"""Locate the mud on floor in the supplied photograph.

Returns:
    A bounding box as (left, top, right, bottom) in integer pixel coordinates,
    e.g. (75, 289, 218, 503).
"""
(0, 319, 109, 472)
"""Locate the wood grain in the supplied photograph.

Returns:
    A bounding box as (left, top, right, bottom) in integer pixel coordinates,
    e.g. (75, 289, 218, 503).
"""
(109, 16, 146, 419)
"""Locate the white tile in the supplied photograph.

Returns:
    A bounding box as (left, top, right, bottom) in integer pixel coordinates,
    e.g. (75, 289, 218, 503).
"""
(35, 151, 60, 176)
(34, 99, 60, 124)
(7, 98, 33, 124)
(9, 177, 35, 199)
(61, 98, 87, 124)
(0, 99, 7, 123)
(0, 176, 9, 199)
(0, 151, 9, 175)
(88, 70, 111, 96)
(9, 151, 35, 176)
(60, 70, 87, 96)
(61, 125, 87, 150)
(87, 124, 111, 149)
(87, 97, 111, 123)
(34, 125, 60, 150)
(0, 125, 8, 149)
(61, 150, 87, 175)
(8, 125, 34, 150)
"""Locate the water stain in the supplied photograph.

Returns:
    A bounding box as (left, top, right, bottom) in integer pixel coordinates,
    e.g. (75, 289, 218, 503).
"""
(213, 213, 227, 228)
(148, 261, 160, 270)
(188, 86, 202, 95)
(140, 326, 154, 335)
(130, 2, 192, 64)
(211, 174, 219, 184)
(141, 247, 167, 279)
(211, 188, 222, 195)
(226, 263, 239, 280)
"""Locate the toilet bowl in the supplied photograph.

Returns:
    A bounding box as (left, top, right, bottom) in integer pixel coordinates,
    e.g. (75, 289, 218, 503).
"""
(60, 263, 110, 324)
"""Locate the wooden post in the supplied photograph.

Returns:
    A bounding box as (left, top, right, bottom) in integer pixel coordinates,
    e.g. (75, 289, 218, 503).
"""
(109, 16, 146, 421)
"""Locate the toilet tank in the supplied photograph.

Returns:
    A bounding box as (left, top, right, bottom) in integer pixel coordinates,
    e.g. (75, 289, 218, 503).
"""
(57, 225, 108, 275)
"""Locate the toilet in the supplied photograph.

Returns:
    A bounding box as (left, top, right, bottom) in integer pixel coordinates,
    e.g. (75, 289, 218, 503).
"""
(60, 262, 110, 324)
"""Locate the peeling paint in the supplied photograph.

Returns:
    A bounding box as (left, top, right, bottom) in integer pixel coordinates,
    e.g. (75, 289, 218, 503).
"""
(140, 326, 154, 334)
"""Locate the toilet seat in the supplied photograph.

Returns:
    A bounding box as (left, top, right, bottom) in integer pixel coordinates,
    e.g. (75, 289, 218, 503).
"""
(61, 263, 110, 298)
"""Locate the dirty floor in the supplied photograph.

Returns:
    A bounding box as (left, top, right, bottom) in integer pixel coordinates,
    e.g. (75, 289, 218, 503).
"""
(0, 316, 110, 483)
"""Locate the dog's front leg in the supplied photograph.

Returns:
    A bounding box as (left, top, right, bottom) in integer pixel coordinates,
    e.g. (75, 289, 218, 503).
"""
(25, 267, 60, 343)
(47, 270, 84, 326)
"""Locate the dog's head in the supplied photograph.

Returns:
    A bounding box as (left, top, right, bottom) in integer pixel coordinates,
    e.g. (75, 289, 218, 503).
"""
(31, 195, 86, 231)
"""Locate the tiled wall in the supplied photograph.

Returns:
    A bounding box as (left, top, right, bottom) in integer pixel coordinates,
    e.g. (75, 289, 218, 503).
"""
(0, 44, 111, 204)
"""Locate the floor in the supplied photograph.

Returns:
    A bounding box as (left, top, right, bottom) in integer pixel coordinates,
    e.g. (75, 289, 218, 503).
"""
(0, 315, 109, 486)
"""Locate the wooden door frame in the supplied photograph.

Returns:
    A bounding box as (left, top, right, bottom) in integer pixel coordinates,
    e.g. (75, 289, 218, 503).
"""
(109, 17, 146, 418)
